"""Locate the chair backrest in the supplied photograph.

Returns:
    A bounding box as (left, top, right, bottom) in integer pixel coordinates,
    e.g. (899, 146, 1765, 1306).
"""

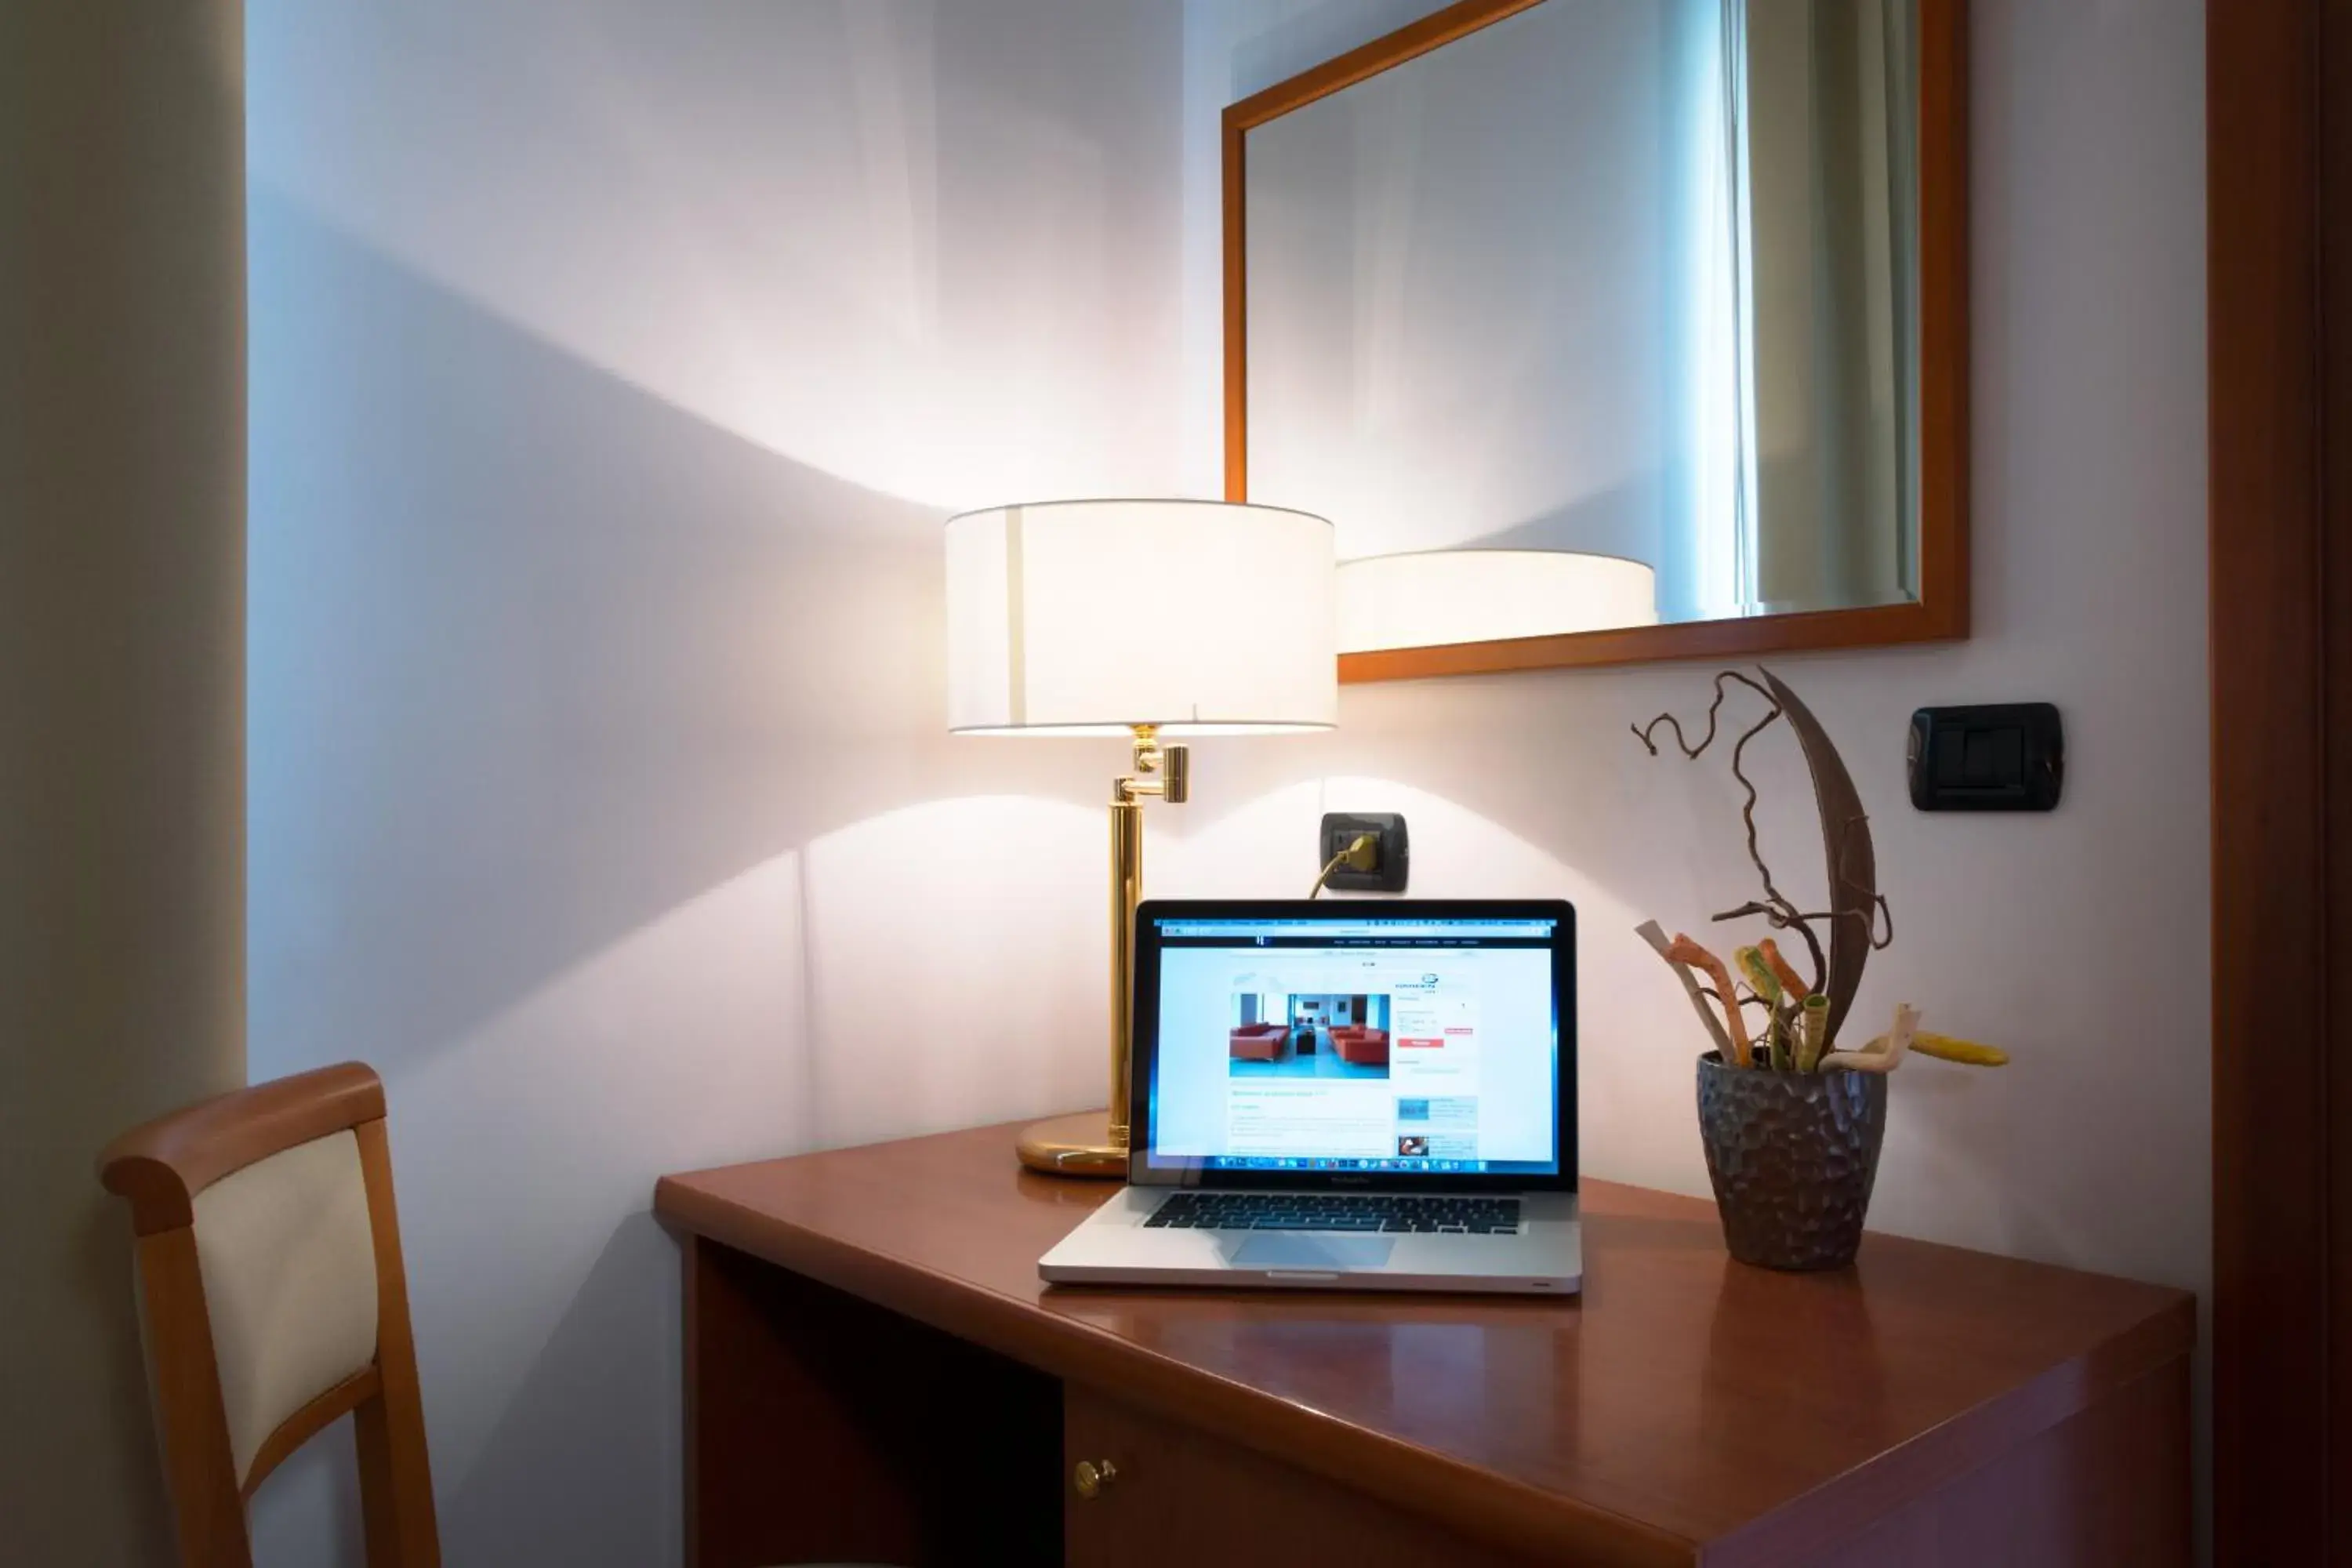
(98, 1062, 440, 1567)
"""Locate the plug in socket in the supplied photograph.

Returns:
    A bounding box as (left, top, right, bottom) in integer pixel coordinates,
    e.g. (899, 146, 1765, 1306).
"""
(1319, 812, 1409, 893)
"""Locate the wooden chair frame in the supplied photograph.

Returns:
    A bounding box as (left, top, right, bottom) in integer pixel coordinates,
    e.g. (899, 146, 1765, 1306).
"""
(98, 1062, 440, 1567)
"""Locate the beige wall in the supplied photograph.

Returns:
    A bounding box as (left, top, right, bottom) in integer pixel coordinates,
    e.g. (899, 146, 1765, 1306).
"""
(0, 4, 248, 1562)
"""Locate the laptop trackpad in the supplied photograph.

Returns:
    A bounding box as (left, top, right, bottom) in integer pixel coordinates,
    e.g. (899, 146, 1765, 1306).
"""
(1226, 1233, 1396, 1271)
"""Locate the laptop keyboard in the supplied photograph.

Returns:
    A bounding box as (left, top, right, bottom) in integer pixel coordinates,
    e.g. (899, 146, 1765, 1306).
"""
(1144, 1192, 1522, 1235)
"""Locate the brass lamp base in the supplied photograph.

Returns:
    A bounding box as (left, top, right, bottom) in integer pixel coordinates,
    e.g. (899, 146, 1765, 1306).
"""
(1018, 727, 1188, 1181)
(1015, 1111, 1127, 1179)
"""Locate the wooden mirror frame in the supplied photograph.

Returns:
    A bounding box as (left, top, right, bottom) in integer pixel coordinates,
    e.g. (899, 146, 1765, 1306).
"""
(1222, 0, 1969, 683)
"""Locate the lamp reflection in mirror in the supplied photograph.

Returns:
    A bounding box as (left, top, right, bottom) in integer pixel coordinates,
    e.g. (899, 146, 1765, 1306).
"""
(1336, 550, 1659, 655)
(945, 499, 1338, 1176)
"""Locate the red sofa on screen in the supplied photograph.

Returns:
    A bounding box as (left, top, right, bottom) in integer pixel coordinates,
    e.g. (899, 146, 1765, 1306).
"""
(1229, 1024, 1287, 1060)
(1329, 1027, 1389, 1066)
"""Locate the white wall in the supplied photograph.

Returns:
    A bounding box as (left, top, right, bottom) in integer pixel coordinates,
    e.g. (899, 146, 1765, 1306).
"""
(249, 0, 2208, 1561)
(246, 2, 1183, 1562)
(1175, 0, 2210, 1340)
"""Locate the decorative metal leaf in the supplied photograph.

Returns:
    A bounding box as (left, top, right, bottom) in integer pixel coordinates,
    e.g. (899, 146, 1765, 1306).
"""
(1757, 669, 1877, 1044)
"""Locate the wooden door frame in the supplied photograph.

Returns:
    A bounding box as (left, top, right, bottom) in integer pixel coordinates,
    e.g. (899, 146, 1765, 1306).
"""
(2209, 0, 2350, 1559)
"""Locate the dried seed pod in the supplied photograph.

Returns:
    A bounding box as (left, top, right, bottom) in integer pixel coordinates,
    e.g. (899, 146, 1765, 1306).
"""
(1796, 993, 1831, 1073)
(1635, 920, 1736, 1060)
(1760, 938, 1809, 1000)
(1909, 1032, 2009, 1067)
(1666, 934, 1751, 1067)
(1735, 946, 1783, 1005)
(1823, 1004, 1922, 1075)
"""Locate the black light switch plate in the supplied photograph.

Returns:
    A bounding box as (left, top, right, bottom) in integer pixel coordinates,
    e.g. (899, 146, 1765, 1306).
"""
(1319, 812, 1409, 892)
(1907, 703, 2063, 811)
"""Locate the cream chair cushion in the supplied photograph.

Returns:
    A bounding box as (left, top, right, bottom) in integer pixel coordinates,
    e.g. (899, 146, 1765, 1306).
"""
(191, 1129, 379, 1484)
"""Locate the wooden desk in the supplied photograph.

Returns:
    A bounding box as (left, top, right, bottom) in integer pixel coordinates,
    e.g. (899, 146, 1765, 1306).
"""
(655, 1123, 2193, 1567)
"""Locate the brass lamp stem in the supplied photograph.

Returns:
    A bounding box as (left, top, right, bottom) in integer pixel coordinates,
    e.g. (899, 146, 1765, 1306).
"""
(1108, 794, 1142, 1145)
(1109, 725, 1188, 1145)
(1018, 724, 1189, 1178)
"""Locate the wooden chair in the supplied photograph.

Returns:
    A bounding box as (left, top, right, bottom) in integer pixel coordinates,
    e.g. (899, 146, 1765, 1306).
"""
(98, 1062, 438, 1567)
(100, 1064, 887, 1568)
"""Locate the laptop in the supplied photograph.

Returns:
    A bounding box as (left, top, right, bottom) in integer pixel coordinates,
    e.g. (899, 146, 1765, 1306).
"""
(1039, 899, 1581, 1295)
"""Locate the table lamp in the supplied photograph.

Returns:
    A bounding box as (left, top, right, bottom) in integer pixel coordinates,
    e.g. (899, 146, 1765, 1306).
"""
(946, 499, 1338, 1176)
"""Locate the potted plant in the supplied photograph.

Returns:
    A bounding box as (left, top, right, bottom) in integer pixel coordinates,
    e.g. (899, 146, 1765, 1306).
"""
(1634, 669, 2007, 1271)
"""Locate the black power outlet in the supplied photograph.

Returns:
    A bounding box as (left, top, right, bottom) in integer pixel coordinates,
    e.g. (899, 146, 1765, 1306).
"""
(1319, 812, 1409, 893)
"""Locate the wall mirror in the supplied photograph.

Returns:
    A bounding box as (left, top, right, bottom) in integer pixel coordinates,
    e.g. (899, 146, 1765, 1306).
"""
(1225, 0, 1966, 681)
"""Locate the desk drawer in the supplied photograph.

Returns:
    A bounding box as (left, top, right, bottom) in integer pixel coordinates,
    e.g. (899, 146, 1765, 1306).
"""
(1063, 1387, 1526, 1568)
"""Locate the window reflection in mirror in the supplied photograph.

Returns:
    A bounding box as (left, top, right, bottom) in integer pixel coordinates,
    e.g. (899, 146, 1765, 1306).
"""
(1240, 0, 1922, 652)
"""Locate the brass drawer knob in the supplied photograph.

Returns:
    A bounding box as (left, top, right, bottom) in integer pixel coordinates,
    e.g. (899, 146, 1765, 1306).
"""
(1073, 1457, 1120, 1500)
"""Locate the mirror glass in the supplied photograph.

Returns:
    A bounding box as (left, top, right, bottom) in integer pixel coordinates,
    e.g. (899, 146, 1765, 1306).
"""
(1242, 0, 1923, 652)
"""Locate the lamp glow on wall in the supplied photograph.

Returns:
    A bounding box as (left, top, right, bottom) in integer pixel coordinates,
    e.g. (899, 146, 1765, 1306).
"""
(1335, 550, 1660, 652)
(946, 499, 1338, 1176)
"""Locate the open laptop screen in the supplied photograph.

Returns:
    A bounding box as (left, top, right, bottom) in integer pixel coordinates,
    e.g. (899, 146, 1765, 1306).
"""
(1139, 909, 1566, 1178)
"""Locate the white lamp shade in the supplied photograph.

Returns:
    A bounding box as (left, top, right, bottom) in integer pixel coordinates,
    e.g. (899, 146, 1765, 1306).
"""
(946, 499, 1337, 735)
(1335, 550, 1659, 653)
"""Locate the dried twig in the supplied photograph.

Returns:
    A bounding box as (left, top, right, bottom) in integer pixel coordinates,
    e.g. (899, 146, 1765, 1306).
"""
(1636, 666, 1896, 1062)
(1699, 988, 1779, 1016)
(1631, 670, 1780, 760)
(1824, 813, 1896, 950)
(1635, 672, 1830, 996)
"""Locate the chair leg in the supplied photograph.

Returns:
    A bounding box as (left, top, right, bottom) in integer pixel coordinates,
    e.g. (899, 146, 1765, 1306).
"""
(354, 1118, 441, 1566)
(354, 1388, 439, 1567)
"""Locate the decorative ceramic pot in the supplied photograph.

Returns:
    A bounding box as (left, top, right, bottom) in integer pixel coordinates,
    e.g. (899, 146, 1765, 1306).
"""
(1695, 1051, 1887, 1271)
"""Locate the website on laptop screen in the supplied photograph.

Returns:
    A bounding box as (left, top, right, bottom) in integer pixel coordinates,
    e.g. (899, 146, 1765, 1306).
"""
(1144, 916, 1562, 1175)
